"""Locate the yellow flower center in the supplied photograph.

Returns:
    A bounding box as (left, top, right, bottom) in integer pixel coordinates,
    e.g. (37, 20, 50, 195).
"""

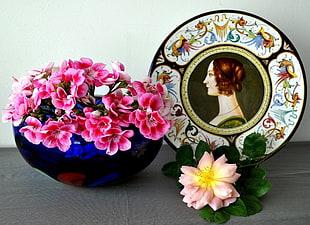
(197, 167, 215, 188)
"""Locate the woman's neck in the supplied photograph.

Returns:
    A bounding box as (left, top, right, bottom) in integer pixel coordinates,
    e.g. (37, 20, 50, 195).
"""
(209, 93, 244, 126)
(217, 93, 239, 116)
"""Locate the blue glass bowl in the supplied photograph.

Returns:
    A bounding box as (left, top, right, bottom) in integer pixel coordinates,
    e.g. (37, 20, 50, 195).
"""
(13, 124, 163, 187)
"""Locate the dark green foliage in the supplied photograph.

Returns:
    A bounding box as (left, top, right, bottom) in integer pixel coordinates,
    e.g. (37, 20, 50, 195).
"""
(162, 133, 271, 224)
(195, 141, 211, 161)
(175, 145, 195, 166)
(213, 145, 240, 163)
(243, 133, 267, 159)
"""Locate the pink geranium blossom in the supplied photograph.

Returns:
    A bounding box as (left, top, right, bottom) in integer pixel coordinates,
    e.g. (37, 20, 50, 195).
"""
(73, 57, 93, 69)
(131, 80, 152, 96)
(73, 57, 115, 87)
(95, 128, 134, 155)
(51, 87, 76, 111)
(111, 60, 131, 83)
(41, 120, 76, 152)
(19, 116, 43, 144)
(13, 95, 34, 120)
(63, 68, 88, 98)
(32, 78, 50, 100)
(101, 89, 133, 126)
(2, 58, 174, 156)
(10, 76, 33, 99)
(2, 104, 15, 122)
(27, 62, 55, 78)
(74, 57, 119, 86)
(130, 93, 171, 140)
(84, 113, 113, 141)
(132, 109, 170, 140)
(179, 152, 240, 211)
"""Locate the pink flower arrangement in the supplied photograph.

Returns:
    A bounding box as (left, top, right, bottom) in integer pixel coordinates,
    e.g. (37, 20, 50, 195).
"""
(2, 57, 173, 155)
(179, 152, 240, 211)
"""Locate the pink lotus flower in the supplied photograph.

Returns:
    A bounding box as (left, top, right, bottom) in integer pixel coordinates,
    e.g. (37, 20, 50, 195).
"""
(179, 152, 240, 211)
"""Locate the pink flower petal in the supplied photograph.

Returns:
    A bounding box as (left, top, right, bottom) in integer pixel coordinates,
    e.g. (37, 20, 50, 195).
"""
(179, 173, 197, 186)
(223, 197, 238, 207)
(197, 152, 214, 170)
(180, 166, 199, 176)
(118, 136, 132, 151)
(208, 196, 224, 211)
(149, 95, 162, 111)
(217, 172, 241, 183)
(132, 81, 147, 95)
(213, 155, 240, 182)
(106, 141, 118, 155)
(199, 188, 214, 207)
(25, 116, 42, 127)
(75, 57, 93, 69)
(138, 93, 152, 108)
(211, 181, 235, 199)
(92, 62, 106, 71)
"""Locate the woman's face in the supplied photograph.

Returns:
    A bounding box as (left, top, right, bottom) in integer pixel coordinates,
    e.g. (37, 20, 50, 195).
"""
(203, 61, 220, 96)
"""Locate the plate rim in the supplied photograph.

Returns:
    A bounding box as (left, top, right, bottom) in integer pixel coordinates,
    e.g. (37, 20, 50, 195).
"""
(148, 9, 307, 159)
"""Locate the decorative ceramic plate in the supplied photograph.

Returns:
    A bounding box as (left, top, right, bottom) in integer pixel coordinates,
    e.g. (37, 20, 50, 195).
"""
(149, 10, 306, 160)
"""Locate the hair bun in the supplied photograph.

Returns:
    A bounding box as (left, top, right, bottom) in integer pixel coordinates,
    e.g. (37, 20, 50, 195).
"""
(213, 58, 245, 95)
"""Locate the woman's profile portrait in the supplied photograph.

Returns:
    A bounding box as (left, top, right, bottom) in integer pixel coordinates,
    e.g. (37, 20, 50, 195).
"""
(203, 57, 246, 128)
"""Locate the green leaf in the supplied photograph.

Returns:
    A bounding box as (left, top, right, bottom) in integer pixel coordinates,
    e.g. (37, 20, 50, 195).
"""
(195, 141, 210, 161)
(241, 195, 262, 215)
(176, 179, 183, 188)
(176, 145, 194, 166)
(244, 178, 272, 198)
(224, 198, 248, 217)
(213, 145, 241, 163)
(162, 161, 179, 177)
(118, 80, 129, 88)
(200, 206, 215, 222)
(214, 210, 230, 224)
(249, 167, 266, 179)
(243, 133, 267, 158)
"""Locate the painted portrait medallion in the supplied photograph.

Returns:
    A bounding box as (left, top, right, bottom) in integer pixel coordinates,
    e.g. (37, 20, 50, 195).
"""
(149, 10, 306, 160)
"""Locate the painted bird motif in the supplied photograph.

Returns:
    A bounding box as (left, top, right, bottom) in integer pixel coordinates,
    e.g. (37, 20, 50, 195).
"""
(275, 59, 298, 89)
(170, 35, 200, 58)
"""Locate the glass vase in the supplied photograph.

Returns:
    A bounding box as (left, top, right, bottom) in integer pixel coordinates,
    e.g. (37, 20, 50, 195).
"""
(13, 124, 163, 187)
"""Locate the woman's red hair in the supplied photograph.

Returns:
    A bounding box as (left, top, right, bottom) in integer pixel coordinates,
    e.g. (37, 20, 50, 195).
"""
(212, 57, 245, 96)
